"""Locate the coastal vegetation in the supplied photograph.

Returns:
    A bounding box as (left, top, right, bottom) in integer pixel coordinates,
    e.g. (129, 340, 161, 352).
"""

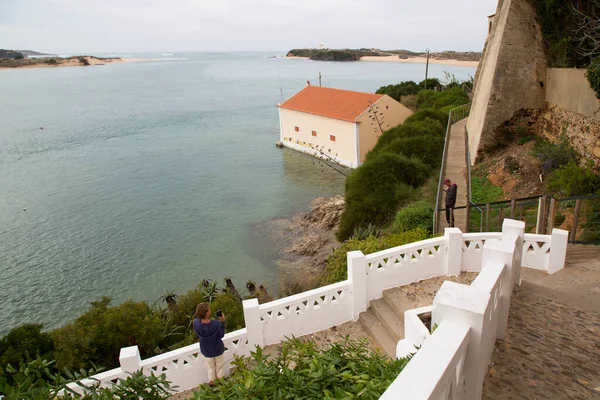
(528, 0, 600, 97)
(194, 337, 411, 399)
(0, 55, 119, 69)
(336, 84, 469, 241)
(286, 48, 482, 62)
(0, 49, 25, 59)
(0, 278, 271, 377)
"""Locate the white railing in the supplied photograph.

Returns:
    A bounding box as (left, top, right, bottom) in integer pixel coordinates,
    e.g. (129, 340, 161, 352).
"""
(384, 220, 529, 399)
(364, 237, 448, 301)
(257, 281, 352, 346)
(64, 221, 568, 395)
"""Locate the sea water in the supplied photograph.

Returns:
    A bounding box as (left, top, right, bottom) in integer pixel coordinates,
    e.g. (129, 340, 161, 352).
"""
(0, 52, 475, 334)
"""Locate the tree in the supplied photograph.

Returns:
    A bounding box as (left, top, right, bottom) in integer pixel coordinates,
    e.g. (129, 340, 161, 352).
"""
(0, 324, 54, 367)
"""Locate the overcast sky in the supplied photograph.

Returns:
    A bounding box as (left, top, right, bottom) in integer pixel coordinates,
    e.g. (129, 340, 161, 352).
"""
(0, 0, 498, 54)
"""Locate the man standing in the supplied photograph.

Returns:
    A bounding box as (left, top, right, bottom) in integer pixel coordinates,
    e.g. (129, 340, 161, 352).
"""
(443, 178, 458, 227)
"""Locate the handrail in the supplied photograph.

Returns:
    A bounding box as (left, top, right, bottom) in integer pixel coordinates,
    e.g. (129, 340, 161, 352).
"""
(433, 103, 472, 234)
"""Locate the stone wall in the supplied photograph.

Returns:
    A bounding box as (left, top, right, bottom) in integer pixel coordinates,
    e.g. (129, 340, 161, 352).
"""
(545, 68, 600, 121)
(538, 103, 600, 170)
(467, 0, 547, 164)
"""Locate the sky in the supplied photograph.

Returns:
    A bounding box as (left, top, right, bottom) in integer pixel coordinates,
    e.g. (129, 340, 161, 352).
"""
(0, 0, 499, 54)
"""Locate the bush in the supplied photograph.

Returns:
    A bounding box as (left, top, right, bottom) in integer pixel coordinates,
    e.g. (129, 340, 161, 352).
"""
(194, 336, 411, 400)
(404, 109, 448, 126)
(0, 324, 54, 368)
(533, 137, 578, 173)
(587, 58, 600, 99)
(210, 292, 245, 331)
(416, 87, 469, 110)
(393, 201, 434, 234)
(325, 229, 429, 283)
(0, 358, 173, 399)
(548, 162, 600, 197)
(419, 78, 441, 89)
(337, 154, 429, 240)
(376, 81, 421, 102)
(52, 297, 166, 370)
(352, 223, 382, 240)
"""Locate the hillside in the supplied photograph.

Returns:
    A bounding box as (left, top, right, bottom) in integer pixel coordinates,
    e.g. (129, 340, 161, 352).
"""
(0, 49, 25, 59)
(0, 55, 122, 69)
(18, 50, 54, 56)
(286, 48, 482, 62)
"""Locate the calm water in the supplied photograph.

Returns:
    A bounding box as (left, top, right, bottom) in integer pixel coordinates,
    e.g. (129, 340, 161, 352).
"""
(0, 52, 475, 334)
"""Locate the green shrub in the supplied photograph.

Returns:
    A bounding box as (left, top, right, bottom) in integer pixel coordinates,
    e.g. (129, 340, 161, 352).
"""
(533, 137, 578, 173)
(326, 229, 429, 283)
(419, 78, 441, 89)
(393, 201, 434, 234)
(52, 297, 166, 370)
(376, 81, 421, 102)
(587, 58, 600, 99)
(210, 292, 245, 331)
(0, 324, 54, 368)
(404, 109, 448, 126)
(0, 357, 173, 400)
(548, 162, 600, 197)
(416, 87, 469, 110)
(194, 336, 412, 400)
(352, 223, 382, 240)
(337, 154, 429, 240)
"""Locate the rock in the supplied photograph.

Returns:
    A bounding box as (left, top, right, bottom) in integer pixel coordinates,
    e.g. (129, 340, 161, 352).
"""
(301, 195, 345, 230)
(289, 233, 327, 256)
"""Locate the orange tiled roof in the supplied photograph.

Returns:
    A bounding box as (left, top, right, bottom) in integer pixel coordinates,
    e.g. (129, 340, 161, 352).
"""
(278, 86, 384, 122)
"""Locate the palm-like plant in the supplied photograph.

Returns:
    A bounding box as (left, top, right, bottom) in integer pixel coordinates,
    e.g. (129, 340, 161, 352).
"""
(200, 280, 220, 303)
(160, 290, 179, 307)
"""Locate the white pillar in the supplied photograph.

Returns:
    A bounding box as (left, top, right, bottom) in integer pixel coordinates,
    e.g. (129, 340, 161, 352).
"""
(432, 282, 490, 400)
(481, 240, 515, 340)
(348, 250, 367, 321)
(548, 228, 569, 274)
(119, 345, 141, 374)
(445, 227, 463, 276)
(501, 219, 525, 285)
(242, 298, 264, 348)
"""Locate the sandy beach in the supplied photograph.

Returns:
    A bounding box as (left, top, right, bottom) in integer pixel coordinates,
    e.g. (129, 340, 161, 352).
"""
(359, 55, 479, 67)
(0, 56, 163, 70)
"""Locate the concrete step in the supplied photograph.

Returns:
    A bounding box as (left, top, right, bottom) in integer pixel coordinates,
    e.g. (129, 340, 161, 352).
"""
(370, 299, 405, 342)
(359, 309, 397, 358)
(382, 287, 415, 317)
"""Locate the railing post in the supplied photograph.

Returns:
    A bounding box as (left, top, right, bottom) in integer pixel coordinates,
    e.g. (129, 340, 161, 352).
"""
(119, 346, 141, 374)
(432, 282, 489, 400)
(242, 298, 264, 348)
(548, 229, 569, 274)
(485, 203, 491, 231)
(571, 199, 582, 243)
(465, 203, 471, 233)
(536, 196, 545, 234)
(510, 199, 516, 219)
(348, 251, 368, 321)
(546, 198, 557, 233)
(501, 219, 525, 286)
(445, 227, 463, 276)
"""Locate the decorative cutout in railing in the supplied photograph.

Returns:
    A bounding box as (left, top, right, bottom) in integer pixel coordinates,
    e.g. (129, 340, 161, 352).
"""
(522, 234, 551, 271)
(259, 281, 352, 345)
(461, 233, 501, 271)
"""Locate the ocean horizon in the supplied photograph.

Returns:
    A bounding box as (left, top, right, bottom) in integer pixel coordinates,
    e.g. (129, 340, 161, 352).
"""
(0, 51, 476, 335)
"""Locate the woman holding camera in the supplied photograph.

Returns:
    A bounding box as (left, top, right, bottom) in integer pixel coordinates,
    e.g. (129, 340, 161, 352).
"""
(193, 302, 226, 385)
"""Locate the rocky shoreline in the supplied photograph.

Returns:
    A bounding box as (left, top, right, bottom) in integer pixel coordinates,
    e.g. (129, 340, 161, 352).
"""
(257, 196, 345, 292)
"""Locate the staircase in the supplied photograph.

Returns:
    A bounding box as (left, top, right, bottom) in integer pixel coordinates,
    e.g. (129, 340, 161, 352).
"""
(358, 287, 418, 358)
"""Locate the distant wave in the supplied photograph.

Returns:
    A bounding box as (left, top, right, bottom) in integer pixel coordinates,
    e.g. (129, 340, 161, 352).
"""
(161, 53, 175, 56)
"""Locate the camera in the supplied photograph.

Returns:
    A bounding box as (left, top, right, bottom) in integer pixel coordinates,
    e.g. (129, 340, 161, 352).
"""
(216, 310, 223, 318)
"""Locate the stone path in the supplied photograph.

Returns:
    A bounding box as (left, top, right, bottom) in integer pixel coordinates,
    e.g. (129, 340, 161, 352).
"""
(484, 245, 600, 399)
(437, 118, 469, 233)
(482, 283, 600, 399)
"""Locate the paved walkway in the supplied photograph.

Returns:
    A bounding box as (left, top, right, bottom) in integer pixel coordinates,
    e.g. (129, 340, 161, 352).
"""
(437, 118, 469, 233)
(483, 245, 600, 399)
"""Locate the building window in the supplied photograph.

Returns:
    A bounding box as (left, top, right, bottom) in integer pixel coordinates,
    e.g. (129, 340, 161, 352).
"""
(294, 126, 299, 132)
(330, 135, 336, 142)
(311, 130, 317, 137)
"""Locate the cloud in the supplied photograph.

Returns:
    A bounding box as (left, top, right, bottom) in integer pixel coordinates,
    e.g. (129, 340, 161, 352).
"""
(0, 0, 498, 53)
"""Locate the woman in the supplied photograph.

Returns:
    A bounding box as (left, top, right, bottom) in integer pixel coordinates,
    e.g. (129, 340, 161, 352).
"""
(193, 302, 226, 385)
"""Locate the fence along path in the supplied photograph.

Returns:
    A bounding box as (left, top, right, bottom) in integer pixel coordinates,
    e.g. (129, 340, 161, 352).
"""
(436, 117, 469, 233)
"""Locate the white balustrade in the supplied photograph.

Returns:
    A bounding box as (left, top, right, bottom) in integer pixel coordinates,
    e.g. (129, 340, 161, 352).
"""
(365, 236, 449, 301)
(258, 281, 352, 346)
(63, 219, 568, 398)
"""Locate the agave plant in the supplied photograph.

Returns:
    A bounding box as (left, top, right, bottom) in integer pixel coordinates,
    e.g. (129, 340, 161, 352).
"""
(351, 223, 382, 241)
(200, 280, 221, 303)
(160, 290, 179, 307)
